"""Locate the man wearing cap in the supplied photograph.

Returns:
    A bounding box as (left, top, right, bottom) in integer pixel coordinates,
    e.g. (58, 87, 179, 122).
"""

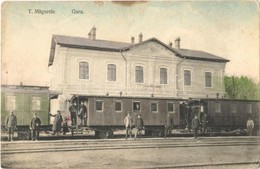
(69, 102, 77, 125)
(30, 113, 41, 141)
(192, 115, 200, 138)
(5, 110, 17, 141)
(164, 113, 173, 139)
(124, 112, 133, 139)
(135, 114, 144, 140)
(49, 110, 63, 135)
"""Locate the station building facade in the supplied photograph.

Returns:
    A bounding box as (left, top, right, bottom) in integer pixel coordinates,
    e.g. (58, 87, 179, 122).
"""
(48, 27, 229, 112)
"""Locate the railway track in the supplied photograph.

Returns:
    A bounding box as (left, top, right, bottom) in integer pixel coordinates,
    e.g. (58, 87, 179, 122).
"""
(2, 137, 260, 154)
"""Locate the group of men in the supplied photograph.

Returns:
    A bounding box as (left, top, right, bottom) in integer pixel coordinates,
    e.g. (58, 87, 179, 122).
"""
(5, 110, 41, 141)
(123, 112, 174, 140)
(69, 102, 88, 126)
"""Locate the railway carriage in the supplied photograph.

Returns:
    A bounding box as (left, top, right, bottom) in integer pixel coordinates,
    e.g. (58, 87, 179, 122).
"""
(1, 85, 59, 131)
(69, 95, 260, 138)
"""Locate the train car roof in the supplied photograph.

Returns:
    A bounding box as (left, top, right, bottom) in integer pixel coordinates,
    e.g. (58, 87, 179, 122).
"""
(70, 94, 186, 101)
(1, 85, 62, 98)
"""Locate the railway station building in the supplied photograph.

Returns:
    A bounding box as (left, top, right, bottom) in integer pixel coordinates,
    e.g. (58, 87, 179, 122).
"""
(48, 27, 229, 113)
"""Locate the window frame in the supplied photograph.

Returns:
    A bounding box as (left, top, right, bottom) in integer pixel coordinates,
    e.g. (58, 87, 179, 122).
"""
(160, 68, 168, 84)
(184, 69, 192, 86)
(205, 71, 213, 88)
(95, 100, 104, 112)
(215, 102, 221, 113)
(135, 66, 144, 84)
(151, 102, 158, 113)
(133, 101, 141, 112)
(6, 94, 16, 111)
(115, 100, 122, 112)
(107, 64, 117, 81)
(31, 96, 41, 111)
(167, 102, 176, 113)
(79, 61, 89, 80)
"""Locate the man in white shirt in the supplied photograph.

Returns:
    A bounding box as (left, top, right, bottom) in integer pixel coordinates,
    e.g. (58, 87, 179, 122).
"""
(124, 112, 133, 139)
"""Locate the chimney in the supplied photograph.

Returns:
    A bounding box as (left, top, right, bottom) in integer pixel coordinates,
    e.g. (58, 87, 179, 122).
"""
(131, 36, 135, 44)
(88, 26, 96, 40)
(169, 42, 173, 48)
(139, 33, 143, 43)
(175, 37, 181, 49)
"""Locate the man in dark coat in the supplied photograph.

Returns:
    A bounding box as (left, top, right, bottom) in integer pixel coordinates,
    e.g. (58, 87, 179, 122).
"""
(134, 114, 144, 140)
(5, 110, 17, 141)
(79, 102, 87, 125)
(50, 110, 63, 135)
(164, 113, 173, 138)
(30, 113, 41, 141)
(69, 102, 77, 125)
(192, 115, 200, 138)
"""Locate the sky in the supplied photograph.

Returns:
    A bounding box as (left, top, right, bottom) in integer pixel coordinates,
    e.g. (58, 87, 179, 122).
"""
(1, 1, 260, 86)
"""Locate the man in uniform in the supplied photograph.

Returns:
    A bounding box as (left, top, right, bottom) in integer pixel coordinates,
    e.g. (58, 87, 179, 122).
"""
(124, 112, 133, 139)
(134, 114, 144, 140)
(30, 113, 41, 141)
(49, 110, 63, 135)
(5, 110, 17, 141)
(79, 102, 87, 125)
(69, 102, 77, 125)
(164, 113, 173, 138)
(192, 115, 200, 139)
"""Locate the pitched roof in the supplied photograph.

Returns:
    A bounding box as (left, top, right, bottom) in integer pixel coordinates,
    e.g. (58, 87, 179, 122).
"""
(175, 48, 230, 62)
(54, 34, 133, 51)
(48, 34, 229, 66)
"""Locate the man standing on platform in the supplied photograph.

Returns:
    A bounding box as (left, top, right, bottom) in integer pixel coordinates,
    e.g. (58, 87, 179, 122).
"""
(164, 113, 173, 139)
(30, 113, 41, 141)
(5, 110, 17, 141)
(192, 115, 200, 139)
(124, 112, 133, 139)
(69, 102, 77, 125)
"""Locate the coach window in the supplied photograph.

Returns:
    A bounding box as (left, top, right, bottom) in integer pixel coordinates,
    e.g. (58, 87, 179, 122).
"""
(133, 101, 141, 112)
(184, 70, 191, 86)
(115, 100, 122, 112)
(205, 72, 212, 87)
(107, 64, 116, 81)
(6, 95, 16, 111)
(160, 68, 167, 84)
(135, 66, 144, 83)
(151, 102, 158, 113)
(247, 104, 252, 114)
(167, 102, 175, 113)
(79, 62, 89, 79)
(32, 96, 41, 111)
(95, 100, 103, 112)
(215, 102, 221, 113)
(231, 103, 237, 113)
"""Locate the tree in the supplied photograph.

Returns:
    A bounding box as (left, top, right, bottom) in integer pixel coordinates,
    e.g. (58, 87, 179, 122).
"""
(224, 76, 260, 100)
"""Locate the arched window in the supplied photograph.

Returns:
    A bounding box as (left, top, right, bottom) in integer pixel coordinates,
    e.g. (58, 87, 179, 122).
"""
(107, 64, 116, 81)
(205, 72, 212, 87)
(160, 68, 167, 84)
(135, 66, 144, 83)
(79, 62, 89, 79)
(184, 70, 191, 86)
